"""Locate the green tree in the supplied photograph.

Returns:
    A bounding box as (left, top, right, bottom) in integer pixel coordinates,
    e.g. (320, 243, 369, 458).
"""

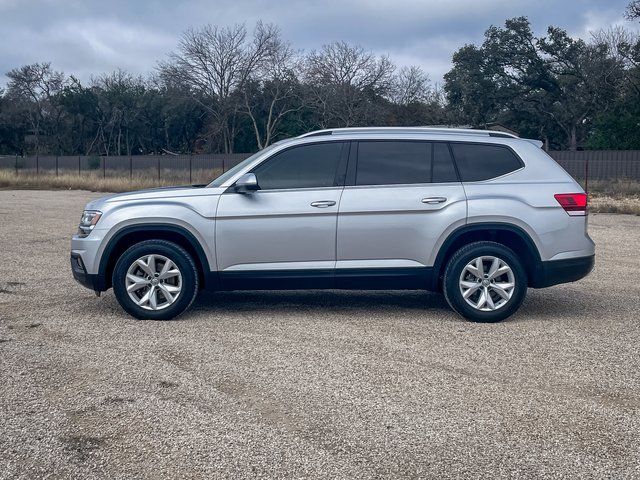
(445, 17, 624, 150)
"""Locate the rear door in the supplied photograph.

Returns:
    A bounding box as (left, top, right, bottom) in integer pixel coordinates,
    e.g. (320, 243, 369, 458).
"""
(335, 140, 467, 287)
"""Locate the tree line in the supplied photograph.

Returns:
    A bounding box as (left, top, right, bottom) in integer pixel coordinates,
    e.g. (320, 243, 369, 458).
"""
(1, 9, 640, 155)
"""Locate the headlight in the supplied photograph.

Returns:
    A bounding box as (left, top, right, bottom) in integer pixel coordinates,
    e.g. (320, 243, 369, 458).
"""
(78, 210, 102, 237)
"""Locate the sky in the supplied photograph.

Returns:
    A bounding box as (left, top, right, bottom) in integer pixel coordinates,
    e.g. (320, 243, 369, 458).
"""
(0, 0, 636, 88)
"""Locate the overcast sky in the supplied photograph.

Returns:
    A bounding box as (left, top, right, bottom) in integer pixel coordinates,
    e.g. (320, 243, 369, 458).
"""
(0, 0, 636, 88)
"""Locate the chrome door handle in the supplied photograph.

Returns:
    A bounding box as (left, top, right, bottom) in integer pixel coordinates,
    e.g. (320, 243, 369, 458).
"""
(422, 197, 447, 204)
(310, 200, 336, 208)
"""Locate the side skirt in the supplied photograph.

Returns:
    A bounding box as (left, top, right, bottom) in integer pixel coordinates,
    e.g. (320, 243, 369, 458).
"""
(217, 267, 436, 291)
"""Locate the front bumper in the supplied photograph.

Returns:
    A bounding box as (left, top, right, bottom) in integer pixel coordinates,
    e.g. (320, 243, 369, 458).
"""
(70, 253, 101, 291)
(531, 254, 595, 288)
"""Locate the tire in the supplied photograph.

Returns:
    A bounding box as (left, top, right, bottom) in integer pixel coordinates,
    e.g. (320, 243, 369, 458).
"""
(443, 241, 527, 323)
(112, 240, 199, 320)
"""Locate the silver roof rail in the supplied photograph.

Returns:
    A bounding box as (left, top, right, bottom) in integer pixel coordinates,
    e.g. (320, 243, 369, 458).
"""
(298, 127, 519, 139)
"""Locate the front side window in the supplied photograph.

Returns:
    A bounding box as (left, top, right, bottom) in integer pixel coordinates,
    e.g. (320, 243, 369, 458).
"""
(253, 142, 344, 190)
(450, 143, 523, 182)
(356, 141, 430, 185)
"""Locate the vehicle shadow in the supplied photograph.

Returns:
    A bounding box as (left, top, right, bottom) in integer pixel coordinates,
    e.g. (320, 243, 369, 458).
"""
(192, 289, 451, 314)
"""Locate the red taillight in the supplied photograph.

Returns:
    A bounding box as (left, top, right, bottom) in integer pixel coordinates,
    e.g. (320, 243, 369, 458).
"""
(554, 193, 587, 216)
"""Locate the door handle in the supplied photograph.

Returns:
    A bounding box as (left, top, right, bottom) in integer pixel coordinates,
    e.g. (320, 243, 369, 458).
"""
(310, 200, 336, 208)
(421, 197, 447, 204)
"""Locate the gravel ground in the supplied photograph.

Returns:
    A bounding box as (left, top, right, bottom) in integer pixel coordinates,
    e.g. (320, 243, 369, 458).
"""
(0, 189, 639, 479)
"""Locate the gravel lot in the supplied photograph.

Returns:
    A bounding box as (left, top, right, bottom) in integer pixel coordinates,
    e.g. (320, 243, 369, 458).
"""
(1, 189, 639, 479)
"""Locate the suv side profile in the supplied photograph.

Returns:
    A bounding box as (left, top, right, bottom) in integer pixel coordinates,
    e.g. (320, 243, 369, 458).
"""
(71, 127, 595, 323)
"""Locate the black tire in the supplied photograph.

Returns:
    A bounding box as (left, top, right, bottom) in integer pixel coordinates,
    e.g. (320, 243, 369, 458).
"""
(443, 241, 527, 323)
(112, 240, 199, 320)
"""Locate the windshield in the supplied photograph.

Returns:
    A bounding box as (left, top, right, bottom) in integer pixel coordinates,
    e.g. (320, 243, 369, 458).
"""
(207, 141, 287, 187)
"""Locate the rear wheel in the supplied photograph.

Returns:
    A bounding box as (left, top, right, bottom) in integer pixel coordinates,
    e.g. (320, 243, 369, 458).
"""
(443, 241, 527, 322)
(112, 240, 199, 320)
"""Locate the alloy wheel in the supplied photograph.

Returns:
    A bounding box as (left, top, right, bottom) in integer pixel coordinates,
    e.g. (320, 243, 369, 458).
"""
(125, 254, 182, 311)
(459, 255, 515, 311)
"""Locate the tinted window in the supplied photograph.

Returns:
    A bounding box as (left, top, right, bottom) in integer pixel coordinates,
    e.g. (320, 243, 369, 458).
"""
(433, 143, 458, 183)
(253, 142, 343, 190)
(450, 143, 523, 182)
(356, 141, 430, 185)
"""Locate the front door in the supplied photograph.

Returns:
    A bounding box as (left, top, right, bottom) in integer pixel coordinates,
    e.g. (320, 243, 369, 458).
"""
(215, 141, 348, 289)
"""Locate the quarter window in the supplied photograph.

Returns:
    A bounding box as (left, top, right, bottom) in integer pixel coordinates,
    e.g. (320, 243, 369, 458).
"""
(450, 143, 523, 182)
(253, 142, 344, 190)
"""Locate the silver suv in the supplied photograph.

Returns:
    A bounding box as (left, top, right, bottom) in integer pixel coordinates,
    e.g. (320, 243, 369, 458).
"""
(71, 127, 595, 322)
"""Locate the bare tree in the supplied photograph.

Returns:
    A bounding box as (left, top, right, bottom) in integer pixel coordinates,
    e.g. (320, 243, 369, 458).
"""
(626, 1, 640, 20)
(591, 26, 639, 63)
(6, 63, 66, 153)
(87, 70, 147, 156)
(241, 35, 302, 149)
(591, 25, 640, 94)
(390, 66, 432, 105)
(158, 21, 279, 152)
(304, 42, 395, 127)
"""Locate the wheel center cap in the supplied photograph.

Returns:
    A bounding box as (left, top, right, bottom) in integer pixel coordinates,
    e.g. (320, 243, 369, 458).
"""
(482, 279, 490, 287)
(150, 278, 159, 286)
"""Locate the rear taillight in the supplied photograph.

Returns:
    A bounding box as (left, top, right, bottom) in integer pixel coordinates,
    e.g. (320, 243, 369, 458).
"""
(554, 193, 587, 216)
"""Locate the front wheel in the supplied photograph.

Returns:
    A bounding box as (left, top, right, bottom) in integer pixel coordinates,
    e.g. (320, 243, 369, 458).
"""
(443, 241, 527, 323)
(112, 240, 199, 320)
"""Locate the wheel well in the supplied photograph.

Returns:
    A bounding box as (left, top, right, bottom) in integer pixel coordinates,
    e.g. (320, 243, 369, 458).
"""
(102, 228, 208, 290)
(434, 226, 540, 290)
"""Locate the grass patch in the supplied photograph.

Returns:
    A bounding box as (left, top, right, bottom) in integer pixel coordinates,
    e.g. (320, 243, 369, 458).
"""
(0, 170, 221, 193)
(587, 179, 640, 215)
(589, 194, 640, 215)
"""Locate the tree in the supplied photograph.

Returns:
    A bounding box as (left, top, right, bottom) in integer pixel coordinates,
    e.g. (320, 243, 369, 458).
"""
(626, 1, 640, 20)
(5, 63, 67, 153)
(444, 17, 624, 150)
(241, 32, 302, 149)
(304, 41, 395, 127)
(158, 22, 280, 153)
(390, 66, 432, 106)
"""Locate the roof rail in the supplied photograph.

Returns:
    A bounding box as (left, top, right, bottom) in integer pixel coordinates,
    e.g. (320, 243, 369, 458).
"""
(298, 127, 519, 139)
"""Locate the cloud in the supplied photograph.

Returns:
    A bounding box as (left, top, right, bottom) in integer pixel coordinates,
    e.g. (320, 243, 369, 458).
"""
(0, 0, 635, 87)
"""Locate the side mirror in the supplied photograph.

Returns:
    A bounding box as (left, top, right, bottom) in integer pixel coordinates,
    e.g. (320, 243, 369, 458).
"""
(234, 173, 259, 194)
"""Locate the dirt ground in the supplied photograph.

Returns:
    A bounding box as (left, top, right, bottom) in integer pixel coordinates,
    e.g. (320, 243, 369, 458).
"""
(0, 189, 639, 479)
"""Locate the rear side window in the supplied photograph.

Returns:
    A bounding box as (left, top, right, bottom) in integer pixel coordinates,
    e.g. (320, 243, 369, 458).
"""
(253, 142, 343, 190)
(355, 141, 459, 185)
(356, 141, 430, 185)
(450, 143, 523, 181)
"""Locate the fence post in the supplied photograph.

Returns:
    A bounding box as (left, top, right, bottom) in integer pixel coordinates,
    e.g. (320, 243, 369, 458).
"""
(585, 156, 589, 194)
(78, 155, 81, 176)
(56, 155, 59, 177)
(189, 155, 192, 184)
(158, 157, 161, 181)
(15, 155, 18, 176)
(129, 156, 133, 180)
(36, 155, 39, 177)
(222, 156, 225, 173)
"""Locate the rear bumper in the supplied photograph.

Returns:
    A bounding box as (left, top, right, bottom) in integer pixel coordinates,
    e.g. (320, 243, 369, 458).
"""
(70, 253, 101, 291)
(531, 254, 595, 288)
